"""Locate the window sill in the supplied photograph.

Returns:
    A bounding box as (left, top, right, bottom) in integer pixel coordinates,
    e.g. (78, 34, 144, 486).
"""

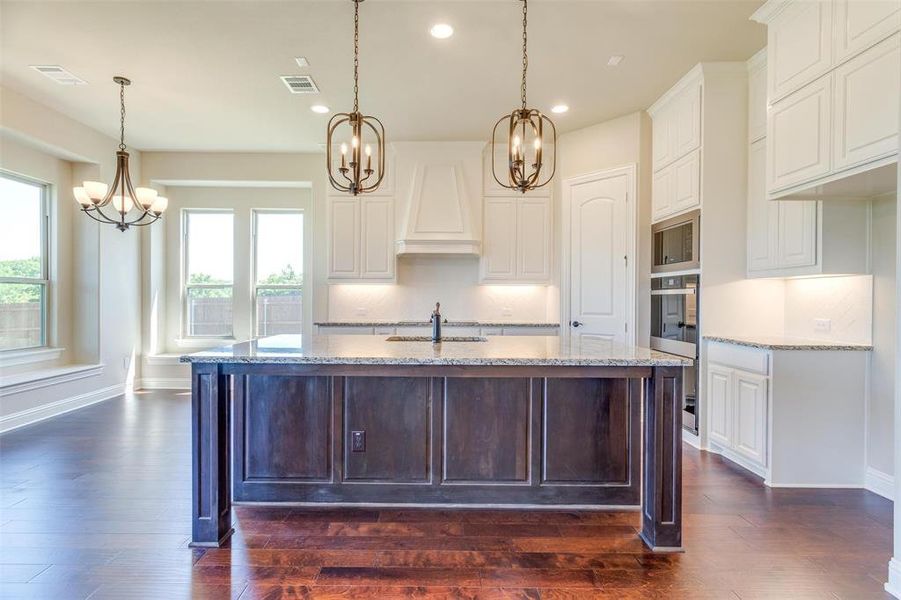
(0, 347, 65, 368)
(175, 338, 236, 350)
(0, 363, 104, 396)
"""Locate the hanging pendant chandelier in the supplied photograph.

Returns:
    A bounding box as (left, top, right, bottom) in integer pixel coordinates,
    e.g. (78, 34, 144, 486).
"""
(490, 0, 556, 193)
(73, 77, 168, 232)
(326, 0, 386, 195)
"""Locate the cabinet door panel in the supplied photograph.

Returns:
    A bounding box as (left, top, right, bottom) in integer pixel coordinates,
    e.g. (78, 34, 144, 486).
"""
(361, 197, 395, 279)
(768, 76, 832, 192)
(707, 365, 732, 448)
(672, 149, 701, 212)
(481, 198, 517, 280)
(834, 0, 901, 62)
(652, 165, 673, 222)
(747, 141, 778, 272)
(328, 198, 360, 279)
(733, 371, 768, 468)
(768, 0, 833, 100)
(833, 33, 900, 171)
(517, 198, 551, 281)
(672, 83, 702, 159)
(652, 105, 673, 171)
(778, 200, 818, 268)
(748, 54, 768, 144)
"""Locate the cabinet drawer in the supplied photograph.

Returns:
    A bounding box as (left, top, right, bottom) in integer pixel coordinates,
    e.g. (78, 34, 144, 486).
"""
(707, 342, 769, 375)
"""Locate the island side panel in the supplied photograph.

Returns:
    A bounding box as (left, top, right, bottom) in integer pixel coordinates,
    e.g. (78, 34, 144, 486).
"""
(641, 365, 683, 550)
(190, 363, 233, 547)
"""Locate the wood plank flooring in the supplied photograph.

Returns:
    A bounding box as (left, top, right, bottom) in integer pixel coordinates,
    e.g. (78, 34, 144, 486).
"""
(0, 390, 894, 599)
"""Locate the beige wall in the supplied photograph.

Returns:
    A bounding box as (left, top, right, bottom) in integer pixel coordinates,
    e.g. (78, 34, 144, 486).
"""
(870, 194, 896, 477)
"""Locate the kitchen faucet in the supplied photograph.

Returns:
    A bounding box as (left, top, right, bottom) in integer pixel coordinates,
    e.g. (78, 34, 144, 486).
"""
(430, 302, 442, 342)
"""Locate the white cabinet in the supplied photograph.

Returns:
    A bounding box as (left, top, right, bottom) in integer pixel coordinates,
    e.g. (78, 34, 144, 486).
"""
(767, 74, 833, 193)
(747, 49, 768, 144)
(481, 196, 551, 283)
(707, 364, 733, 449)
(766, 0, 833, 101)
(650, 75, 702, 174)
(651, 168, 673, 222)
(733, 370, 768, 466)
(327, 196, 395, 281)
(652, 149, 700, 221)
(832, 33, 900, 171)
(747, 141, 779, 272)
(776, 200, 817, 268)
(834, 0, 901, 62)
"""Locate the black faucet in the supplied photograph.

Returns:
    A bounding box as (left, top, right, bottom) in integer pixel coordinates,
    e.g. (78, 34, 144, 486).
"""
(431, 302, 442, 343)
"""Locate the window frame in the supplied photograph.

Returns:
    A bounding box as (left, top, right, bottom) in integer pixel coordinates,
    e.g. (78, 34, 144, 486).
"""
(0, 171, 50, 353)
(252, 209, 304, 338)
(181, 208, 235, 340)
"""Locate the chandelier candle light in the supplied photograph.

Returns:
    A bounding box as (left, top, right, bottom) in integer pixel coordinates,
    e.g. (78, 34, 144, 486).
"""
(491, 0, 556, 193)
(326, 0, 386, 195)
(73, 77, 168, 231)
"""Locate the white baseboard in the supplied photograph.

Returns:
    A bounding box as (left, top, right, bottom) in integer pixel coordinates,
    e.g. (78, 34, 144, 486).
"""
(706, 442, 768, 480)
(866, 467, 894, 501)
(0, 384, 124, 434)
(137, 378, 191, 390)
(682, 428, 701, 449)
(886, 558, 901, 598)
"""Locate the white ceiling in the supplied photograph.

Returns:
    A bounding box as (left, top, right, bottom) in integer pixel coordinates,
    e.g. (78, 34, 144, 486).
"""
(0, 0, 766, 153)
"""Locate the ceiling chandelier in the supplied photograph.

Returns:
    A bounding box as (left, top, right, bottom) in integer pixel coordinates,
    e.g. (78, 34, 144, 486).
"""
(326, 0, 386, 195)
(490, 0, 556, 193)
(73, 77, 168, 231)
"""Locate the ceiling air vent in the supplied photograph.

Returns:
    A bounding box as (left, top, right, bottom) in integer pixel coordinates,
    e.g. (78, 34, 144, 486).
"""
(280, 75, 320, 94)
(30, 65, 87, 85)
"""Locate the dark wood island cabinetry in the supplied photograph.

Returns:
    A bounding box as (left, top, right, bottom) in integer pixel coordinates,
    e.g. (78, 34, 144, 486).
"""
(182, 335, 689, 551)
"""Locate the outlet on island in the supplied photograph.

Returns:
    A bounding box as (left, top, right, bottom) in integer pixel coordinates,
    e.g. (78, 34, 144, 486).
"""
(351, 430, 366, 452)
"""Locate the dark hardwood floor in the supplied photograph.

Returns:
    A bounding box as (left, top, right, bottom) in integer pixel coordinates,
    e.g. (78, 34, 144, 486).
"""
(0, 390, 894, 599)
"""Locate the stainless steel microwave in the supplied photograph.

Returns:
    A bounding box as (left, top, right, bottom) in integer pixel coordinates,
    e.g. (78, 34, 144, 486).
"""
(652, 210, 700, 274)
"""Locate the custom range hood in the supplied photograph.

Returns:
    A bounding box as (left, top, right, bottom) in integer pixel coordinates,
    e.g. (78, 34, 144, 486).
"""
(394, 142, 482, 255)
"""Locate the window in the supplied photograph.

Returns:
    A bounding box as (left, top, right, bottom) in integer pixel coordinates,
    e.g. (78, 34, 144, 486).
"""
(183, 210, 234, 337)
(0, 173, 49, 351)
(253, 210, 303, 336)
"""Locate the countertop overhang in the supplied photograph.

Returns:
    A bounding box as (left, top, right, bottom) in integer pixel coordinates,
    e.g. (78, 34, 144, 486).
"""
(181, 334, 691, 367)
(705, 334, 873, 351)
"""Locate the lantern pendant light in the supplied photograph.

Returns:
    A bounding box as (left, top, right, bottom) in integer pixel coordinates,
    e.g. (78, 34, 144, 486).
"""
(73, 77, 168, 231)
(490, 0, 556, 193)
(326, 0, 386, 195)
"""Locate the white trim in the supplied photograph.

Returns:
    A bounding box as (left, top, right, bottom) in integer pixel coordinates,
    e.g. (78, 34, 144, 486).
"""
(0, 363, 103, 396)
(143, 354, 184, 366)
(175, 337, 235, 349)
(682, 428, 701, 450)
(0, 346, 65, 368)
(137, 378, 191, 390)
(866, 467, 895, 501)
(0, 383, 122, 433)
(766, 482, 865, 489)
(886, 558, 901, 598)
(707, 442, 768, 480)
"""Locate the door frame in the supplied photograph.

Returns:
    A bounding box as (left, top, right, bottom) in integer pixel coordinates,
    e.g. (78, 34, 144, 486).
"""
(560, 164, 637, 345)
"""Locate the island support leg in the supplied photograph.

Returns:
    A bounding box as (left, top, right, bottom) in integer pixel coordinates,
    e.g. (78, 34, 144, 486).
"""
(190, 363, 233, 547)
(640, 366, 683, 551)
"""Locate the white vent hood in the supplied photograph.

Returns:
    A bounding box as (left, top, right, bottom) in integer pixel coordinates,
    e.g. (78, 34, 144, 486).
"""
(394, 142, 483, 255)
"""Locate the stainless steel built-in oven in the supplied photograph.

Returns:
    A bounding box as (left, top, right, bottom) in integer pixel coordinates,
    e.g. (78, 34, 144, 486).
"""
(651, 273, 700, 435)
(652, 210, 700, 274)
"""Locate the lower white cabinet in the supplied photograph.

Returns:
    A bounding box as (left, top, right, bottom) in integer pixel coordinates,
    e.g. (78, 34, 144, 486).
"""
(481, 197, 551, 283)
(327, 196, 395, 281)
(706, 362, 768, 473)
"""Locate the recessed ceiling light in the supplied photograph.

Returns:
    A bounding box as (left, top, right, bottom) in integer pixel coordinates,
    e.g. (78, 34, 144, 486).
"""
(430, 23, 454, 39)
(295, 57, 310, 68)
(607, 55, 624, 67)
(311, 105, 330, 114)
(551, 104, 569, 114)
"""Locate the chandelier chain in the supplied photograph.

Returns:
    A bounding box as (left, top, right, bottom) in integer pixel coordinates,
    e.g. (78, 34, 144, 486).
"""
(353, 0, 360, 113)
(521, 0, 528, 109)
(119, 81, 126, 151)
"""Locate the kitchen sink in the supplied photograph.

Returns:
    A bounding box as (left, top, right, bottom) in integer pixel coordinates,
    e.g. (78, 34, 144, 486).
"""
(385, 336, 487, 342)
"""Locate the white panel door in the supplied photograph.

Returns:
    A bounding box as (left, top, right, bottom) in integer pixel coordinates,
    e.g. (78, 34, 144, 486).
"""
(481, 198, 517, 280)
(707, 365, 733, 448)
(652, 166, 673, 222)
(747, 140, 778, 272)
(778, 200, 818, 268)
(768, 0, 833, 100)
(516, 198, 551, 281)
(768, 75, 833, 192)
(833, 33, 900, 171)
(671, 149, 701, 213)
(569, 171, 630, 345)
(360, 197, 394, 280)
(672, 83, 702, 159)
(328, 198, 360, 279)
(834, 0, 901, 62)
(732, 370, 768, 468)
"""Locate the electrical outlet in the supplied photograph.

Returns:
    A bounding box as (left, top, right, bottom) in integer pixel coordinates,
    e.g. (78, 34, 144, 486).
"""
(501, 307, 513, 317)
(814, 318, 832, 333)
(122, 356, 130, 371)
(351, 430, 366, 452)
(355, 307, 367, 316)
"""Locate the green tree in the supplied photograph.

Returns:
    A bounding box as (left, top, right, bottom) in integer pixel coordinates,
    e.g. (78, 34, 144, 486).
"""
(0, 257, 42, 304)
(258, 265, 302, 297)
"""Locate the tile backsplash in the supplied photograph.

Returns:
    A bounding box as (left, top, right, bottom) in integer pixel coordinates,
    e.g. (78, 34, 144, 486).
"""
(783, 275, 873, 344)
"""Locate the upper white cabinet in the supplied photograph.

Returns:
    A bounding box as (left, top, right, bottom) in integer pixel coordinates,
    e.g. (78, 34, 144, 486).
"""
(747, 141, 779, 272)
(327, 196, 395, 281)
(753, 0, 900, 199)
(747, 49, 768, 144)
(481, 196, 551, 283)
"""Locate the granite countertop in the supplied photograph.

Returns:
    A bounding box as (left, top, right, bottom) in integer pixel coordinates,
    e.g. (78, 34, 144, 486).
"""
(705, 335, 873, 351)
(315, 321, 560, 328)
(182, 334, 691, 367)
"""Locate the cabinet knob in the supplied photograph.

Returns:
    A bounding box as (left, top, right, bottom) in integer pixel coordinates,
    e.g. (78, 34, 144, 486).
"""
(571, 320, 583, 328)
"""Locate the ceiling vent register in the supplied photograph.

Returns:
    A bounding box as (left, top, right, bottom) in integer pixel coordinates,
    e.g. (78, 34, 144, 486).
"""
(30, 65, 87, 85)
(280, 75, 320, 94)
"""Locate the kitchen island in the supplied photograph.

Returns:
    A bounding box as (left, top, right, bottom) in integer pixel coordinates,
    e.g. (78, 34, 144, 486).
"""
(182, 334, 690, 551)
